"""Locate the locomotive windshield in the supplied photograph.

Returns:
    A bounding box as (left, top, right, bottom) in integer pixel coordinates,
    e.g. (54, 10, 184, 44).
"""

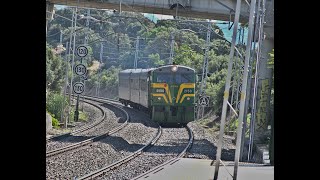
(177, 74, 194, 83)
(156, 74, 173, 83)
(156, 73, 194, 83)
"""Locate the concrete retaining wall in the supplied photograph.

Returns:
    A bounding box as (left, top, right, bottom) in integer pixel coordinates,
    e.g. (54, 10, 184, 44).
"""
(46, 112, 52, 133)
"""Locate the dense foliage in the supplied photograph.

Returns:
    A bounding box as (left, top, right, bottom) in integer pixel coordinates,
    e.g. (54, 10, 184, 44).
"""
(46, 43, 65, 92)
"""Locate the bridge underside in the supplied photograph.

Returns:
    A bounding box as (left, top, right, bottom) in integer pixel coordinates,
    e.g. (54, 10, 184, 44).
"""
(47, 0, 249, 23)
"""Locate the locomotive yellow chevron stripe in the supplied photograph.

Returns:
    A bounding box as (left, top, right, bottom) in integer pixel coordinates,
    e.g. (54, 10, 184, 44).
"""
(179, 94, 195, 103)
(152, 94, 168, 103)
(176, 83, 195, 103)
(151, 83, 172, 103)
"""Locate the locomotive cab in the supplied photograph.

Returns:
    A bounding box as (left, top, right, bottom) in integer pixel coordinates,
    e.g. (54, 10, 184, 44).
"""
(151, 65, 196, 125)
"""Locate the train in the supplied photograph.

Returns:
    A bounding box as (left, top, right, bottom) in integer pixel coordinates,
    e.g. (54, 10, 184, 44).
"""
(118, 64, 196, 125)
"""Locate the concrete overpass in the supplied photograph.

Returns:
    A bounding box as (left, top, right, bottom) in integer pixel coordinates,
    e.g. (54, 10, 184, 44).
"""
(47, 0, 273, 38)
(47, 0, 252, 22)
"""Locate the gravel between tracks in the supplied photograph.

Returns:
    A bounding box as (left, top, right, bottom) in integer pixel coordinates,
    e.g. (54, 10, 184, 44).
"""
(46, 102, 121, 151)
(186, 120, 236, 161)
(97, 125, 190, 180)
(46, 105, 158, 180)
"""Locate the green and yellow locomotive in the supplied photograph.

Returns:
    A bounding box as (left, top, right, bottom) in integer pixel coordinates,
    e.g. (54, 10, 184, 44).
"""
(118, 64, 196, 125)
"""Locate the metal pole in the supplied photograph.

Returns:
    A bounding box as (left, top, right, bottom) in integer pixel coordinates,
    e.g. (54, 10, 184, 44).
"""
(74, 94, 80, 121)
(240, 0, 262, 161)
(67, 8, 75, 124)
(239, 51, 253, 161)
(233, 0, 257, 178)
(68, 8, 76, 106)
(213, 0, 242, 179)
(197, 23, 211, 120)
(228, 30, 241, 131)
(75, 57, 84, 122)
(59, 30, 63, 45)
(169, 33, 174, 65)
(96, 43, 102, 96)
(71, 7, 78, 122)
(97, 42, 104, 96)
(62, 42, 69, 128)
(203, 22, 211, 92)
(82, 9, 90, 110)
(59, 30, 64, 126)
(248, 0, 266, 161)
(134, 36, 139, 68)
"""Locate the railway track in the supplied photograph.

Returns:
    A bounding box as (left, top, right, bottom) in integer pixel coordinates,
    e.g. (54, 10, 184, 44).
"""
(76, 124, 194, 180)
(46, 99, 129, 157)
(131, 124, 194, 180)
(77, 124, 162, 180)
(47, 95, 195, 179)
(46, 99, 106, 142)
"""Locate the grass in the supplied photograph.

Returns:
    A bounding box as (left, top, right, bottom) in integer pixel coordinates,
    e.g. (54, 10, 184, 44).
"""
(196, 118, 220, 132)
(79, 111, 88, 121)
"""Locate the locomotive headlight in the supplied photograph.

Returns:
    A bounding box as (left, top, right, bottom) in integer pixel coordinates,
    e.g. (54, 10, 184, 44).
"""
(187, 97, 190, 100)
(171, 65, 178, 72)
(158, 97, 161, 100)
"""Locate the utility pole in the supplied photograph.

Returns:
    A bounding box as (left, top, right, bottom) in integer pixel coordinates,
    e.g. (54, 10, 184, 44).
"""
(197, 22, 211, 120)
(68, 7, 76, 106)
(67, 8, 76, 125)
(97, 41, 103, 97)
(169, 33, 174, 65)
(62, 42, 69, 128)
(71, 7, 78, 121)
(248, 0, 267, 161)
(228, 29, 243, 131)
(58, 29, 66, 128)
(134, 36, 139, 68)
(82, 9, 90, 108)
(239, 0, 262, 161)
(233, 0, 257, 178)
(213, 0, 242, 179)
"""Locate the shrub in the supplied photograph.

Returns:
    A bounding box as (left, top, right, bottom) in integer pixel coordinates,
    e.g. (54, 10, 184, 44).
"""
(52, 116, 60, 128)
(46, 92, 69, 122)
(47, 111, 60, 128)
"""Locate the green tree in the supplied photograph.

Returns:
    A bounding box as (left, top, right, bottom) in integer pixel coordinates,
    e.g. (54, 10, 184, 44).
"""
(46, 92, 69, 122)
(149, 53, 165, 67)
(46, 43, 65, 92)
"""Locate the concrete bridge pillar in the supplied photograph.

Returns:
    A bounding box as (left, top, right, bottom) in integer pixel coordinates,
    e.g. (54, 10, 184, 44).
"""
(254, 0, 273, 145)
(254, 38, 273, 142)
(253, 0, 274, 163)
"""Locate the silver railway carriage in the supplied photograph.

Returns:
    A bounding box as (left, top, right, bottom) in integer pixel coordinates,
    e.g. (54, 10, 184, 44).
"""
(118, 65, 196, 124)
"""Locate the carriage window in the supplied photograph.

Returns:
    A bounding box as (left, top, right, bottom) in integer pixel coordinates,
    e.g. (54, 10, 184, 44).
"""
(141, 79, 147, 91)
